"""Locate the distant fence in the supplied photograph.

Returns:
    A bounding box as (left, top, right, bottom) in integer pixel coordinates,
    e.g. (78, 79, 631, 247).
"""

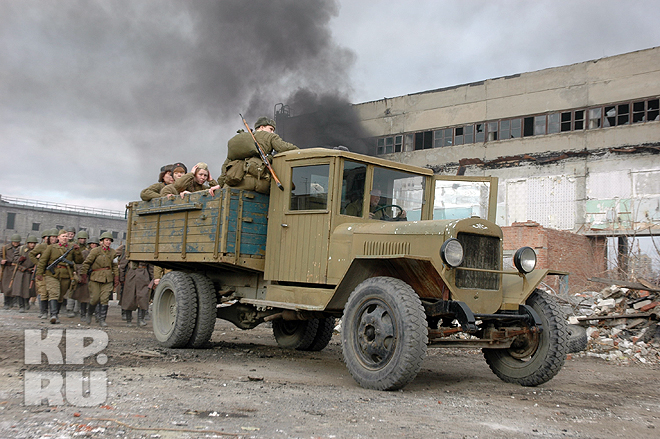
(0, 195, 125, 219)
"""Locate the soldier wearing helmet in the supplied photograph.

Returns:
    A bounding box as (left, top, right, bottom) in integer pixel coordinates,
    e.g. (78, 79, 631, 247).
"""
(1, 234, 22, 309)
(30, 229, 54, 318)
(65, 230, 90, 318)
(14, 235, 39, 312)
(35, 229, 84, 324)
(80, 231, 119, 327)
(219, 116, 298, 194)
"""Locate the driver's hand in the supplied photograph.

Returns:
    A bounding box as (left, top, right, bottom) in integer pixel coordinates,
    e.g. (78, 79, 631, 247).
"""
(397, 209, 407, 218)
(368, 212, 375, 219)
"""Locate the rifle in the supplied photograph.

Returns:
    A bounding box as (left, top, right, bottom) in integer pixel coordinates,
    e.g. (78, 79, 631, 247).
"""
(239, 113, 284, 191)
(46, 246, 75, 275)
(29, 267, 36, 289)
(8, 263, 19, 289)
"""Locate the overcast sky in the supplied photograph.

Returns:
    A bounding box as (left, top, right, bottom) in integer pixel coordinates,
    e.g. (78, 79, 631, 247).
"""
(2, 0, 660, 212)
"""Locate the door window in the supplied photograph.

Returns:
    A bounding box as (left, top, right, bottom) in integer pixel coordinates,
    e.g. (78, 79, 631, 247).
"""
(290, 164, 330, 211)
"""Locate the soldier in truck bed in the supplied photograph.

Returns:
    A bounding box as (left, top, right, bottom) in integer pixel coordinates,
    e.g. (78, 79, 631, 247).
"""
(161, 162, 219, 198)
(140, 164, 175, 201)
(218, 117, 298, 194)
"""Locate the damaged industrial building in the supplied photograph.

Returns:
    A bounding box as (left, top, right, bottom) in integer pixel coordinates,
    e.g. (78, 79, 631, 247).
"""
(327, 46, 660, 291)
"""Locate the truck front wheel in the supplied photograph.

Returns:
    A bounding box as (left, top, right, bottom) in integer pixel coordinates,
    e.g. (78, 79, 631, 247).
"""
(483, 289, 568, 386)
(342, 277, 428, 391)
(152, 271, 197, 348)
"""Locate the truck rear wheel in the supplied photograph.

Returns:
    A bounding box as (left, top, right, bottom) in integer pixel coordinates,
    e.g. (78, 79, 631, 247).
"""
(342, 277, 428, 391)
(304, 317, 336, 352)
(272, 319, 319, 350)
(187, 273, 217, 348)
(483, 289, 568, 386)
(152, 271, 197, 348)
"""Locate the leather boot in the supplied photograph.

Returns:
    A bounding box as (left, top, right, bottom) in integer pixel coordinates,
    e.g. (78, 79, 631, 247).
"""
(85, 303, 96, 325)
(80, 302, 88, 321)
(136, 309, 146, 327)
(18, 297, 26, 313)
(125, 310, 133, 326)
(3, 296, 11, 310)
(99, 304, 109, 327)
(39, 300, 48, 319)
(49, 299, 60, 324)
(67, 299, 77, 318)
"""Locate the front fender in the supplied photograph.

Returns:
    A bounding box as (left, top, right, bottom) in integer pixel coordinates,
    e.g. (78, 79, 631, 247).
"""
(325, 256, 448, 311)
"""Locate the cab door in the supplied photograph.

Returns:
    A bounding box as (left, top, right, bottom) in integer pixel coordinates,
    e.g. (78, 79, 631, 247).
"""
(266, 159, 334, 283)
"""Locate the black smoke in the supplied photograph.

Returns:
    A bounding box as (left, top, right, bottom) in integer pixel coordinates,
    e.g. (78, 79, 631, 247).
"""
(0, 0, 364, 205)
(276, 89, 370, 154)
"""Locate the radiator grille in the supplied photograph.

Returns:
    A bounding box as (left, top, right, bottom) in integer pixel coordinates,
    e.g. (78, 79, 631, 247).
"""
(455, 233, 501, 290)
(363, 241, 410, 256)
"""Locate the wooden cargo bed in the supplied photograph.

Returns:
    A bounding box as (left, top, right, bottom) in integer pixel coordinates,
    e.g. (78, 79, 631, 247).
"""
(126, 188, 269, 272)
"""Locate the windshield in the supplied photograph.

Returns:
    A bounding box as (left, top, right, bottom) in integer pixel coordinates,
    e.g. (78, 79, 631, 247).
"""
(433, 179, 491, 220)
(372, 167, 425, 221)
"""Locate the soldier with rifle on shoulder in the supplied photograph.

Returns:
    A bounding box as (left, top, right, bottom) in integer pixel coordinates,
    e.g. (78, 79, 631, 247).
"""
(36, 229, 83, 324)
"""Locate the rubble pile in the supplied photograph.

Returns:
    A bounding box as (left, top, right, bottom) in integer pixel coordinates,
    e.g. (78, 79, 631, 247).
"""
(567, 280, 660, 365)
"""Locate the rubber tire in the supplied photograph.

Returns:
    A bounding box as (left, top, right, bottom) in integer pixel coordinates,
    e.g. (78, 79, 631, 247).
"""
(566, 324, 588, 353)
(186, 273, 217, 348)
(483, 289, 568, 386)
(273, 319, 320, 350)
(152, 271, 197, 348)
(342, 276, 428, 391)
(303, 317, 336, 352)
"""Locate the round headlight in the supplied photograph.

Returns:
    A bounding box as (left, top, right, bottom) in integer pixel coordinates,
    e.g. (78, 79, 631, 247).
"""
(514, 246, 537, 273)
(440, 238, 464, 267)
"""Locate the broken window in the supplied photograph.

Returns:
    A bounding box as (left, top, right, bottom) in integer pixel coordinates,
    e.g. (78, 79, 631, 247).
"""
(588, 108, 602, 129)
(454, 126, 464, 145)
(633, 101, 646, 123)
(377, 138, 384, 155)
(475, 123, 485, 142)
(500, 120, 510, 139)
(487, 122, 498, 141)
(547, 113, 560, 134)
(649, 99, 660, 121)
(604, 106, 616, 127)
(511, 118, 522, 138)
(394, 135, 403, 152)
(523, 117, 534, 136)
(617, 104, 630, 125)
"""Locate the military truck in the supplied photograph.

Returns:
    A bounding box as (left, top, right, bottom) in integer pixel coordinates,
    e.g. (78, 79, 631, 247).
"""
(125, 148, 568, 390)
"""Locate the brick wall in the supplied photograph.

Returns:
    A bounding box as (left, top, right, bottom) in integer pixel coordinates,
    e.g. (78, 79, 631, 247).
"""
(502, 221, 607, 293)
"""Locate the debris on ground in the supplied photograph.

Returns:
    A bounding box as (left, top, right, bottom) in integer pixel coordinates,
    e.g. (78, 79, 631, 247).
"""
(564, 277, 660, 364)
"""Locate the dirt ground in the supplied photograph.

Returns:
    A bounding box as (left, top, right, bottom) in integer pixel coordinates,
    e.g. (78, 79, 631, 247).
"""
(1, 301, 659, 439)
